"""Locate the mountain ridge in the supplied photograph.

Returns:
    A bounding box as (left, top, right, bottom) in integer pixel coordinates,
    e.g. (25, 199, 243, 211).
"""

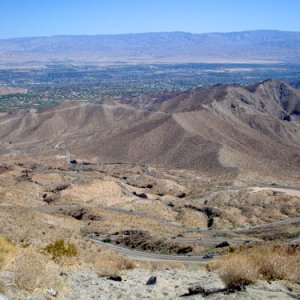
(1, 29, 298, 41)
(1, 30, 300, 65)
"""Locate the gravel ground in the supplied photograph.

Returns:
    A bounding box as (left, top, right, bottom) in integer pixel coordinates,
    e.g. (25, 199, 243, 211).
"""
(2, 267, 300, 299)
(62, 268, 224, 300)
(60, 268, 300, 300)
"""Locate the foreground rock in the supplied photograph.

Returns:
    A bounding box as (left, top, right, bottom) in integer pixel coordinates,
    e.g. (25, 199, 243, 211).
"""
(146, 276, 157, 285)
(108, 275, 122, 282)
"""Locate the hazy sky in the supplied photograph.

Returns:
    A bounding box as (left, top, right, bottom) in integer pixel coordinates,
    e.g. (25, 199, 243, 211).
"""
(1, 0, 300, 38)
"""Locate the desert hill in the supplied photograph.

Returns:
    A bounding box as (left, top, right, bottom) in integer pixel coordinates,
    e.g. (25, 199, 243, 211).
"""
(0, 79, 300, 183)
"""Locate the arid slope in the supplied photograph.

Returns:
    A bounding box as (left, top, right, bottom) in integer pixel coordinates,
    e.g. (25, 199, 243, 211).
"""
(0, 79, 300, 183)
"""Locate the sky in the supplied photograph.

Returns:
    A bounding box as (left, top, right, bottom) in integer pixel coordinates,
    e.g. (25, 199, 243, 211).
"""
(0, 0, 300, 38)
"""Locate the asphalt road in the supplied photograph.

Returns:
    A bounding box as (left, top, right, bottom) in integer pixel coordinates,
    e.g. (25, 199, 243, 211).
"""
(88, 237, 215, 264)
(27, 184, 300, 263)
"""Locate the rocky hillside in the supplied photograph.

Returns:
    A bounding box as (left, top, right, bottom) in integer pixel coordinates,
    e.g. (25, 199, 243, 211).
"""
(0, 79, 300, 183)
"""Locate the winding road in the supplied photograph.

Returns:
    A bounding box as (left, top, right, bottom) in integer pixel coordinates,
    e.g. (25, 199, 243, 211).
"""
(27, 183, 300, 263)
(88, 236, 216, 264)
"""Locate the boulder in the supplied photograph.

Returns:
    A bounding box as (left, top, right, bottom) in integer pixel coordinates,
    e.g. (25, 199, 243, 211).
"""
(215, 241, 230, 248)
(108, 275, 122, 282)
(146, 276, 157, 285)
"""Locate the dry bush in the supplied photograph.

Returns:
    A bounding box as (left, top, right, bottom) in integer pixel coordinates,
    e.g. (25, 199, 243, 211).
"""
(138, 261, 187, 271)
(0, 235, 16, 269)
(95, 256, 136, 276)
(218, 255, 258, 289)
(208, 243, 300, 289)
(250, 244, 300, 283)
(14, 248, 60, 292)
(123, 260, 136, 270)
(85, 245, 136, 276)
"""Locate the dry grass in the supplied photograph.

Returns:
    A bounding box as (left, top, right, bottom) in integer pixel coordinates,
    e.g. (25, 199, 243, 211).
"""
(94, 255, 136, 276)
(87, 244, 136, 276)
(94, 255, 188, 276)
(14, 248, 60, 292)
(207, 243, 300, 289)
(138, 261, 187, 271)
(216, 255, 258, 289)
(252, 244, 300, 283)
(0, 235, 16, 269)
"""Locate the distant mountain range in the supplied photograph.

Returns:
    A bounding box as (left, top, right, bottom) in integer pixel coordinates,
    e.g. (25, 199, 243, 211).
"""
(1, 30, 300, 66)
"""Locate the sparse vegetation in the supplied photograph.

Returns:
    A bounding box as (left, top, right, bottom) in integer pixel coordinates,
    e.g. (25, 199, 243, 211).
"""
(218, 255, 258, 289)
(14, 249, 51, 291)
(0, 235, 16, 269)
(43, 239, 77, 260)
(94, 255, 136, 276)
(102, 237, 112, 243)
(208, 243, 300, 289)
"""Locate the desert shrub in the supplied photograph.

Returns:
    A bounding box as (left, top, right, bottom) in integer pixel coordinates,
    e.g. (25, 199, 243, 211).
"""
(250, 244, 300, 283)
(14, 248, 61, 292)
(94, 255, 136, 276)
(43, 239, 77, 260)
(102, 237, 112, 243)
(14, 249, 47, 291)
(0, 235, 16, 269)
(218, 254, 258, 289)
(123, 259, 136, 270)
(209, 243, 300, 289)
